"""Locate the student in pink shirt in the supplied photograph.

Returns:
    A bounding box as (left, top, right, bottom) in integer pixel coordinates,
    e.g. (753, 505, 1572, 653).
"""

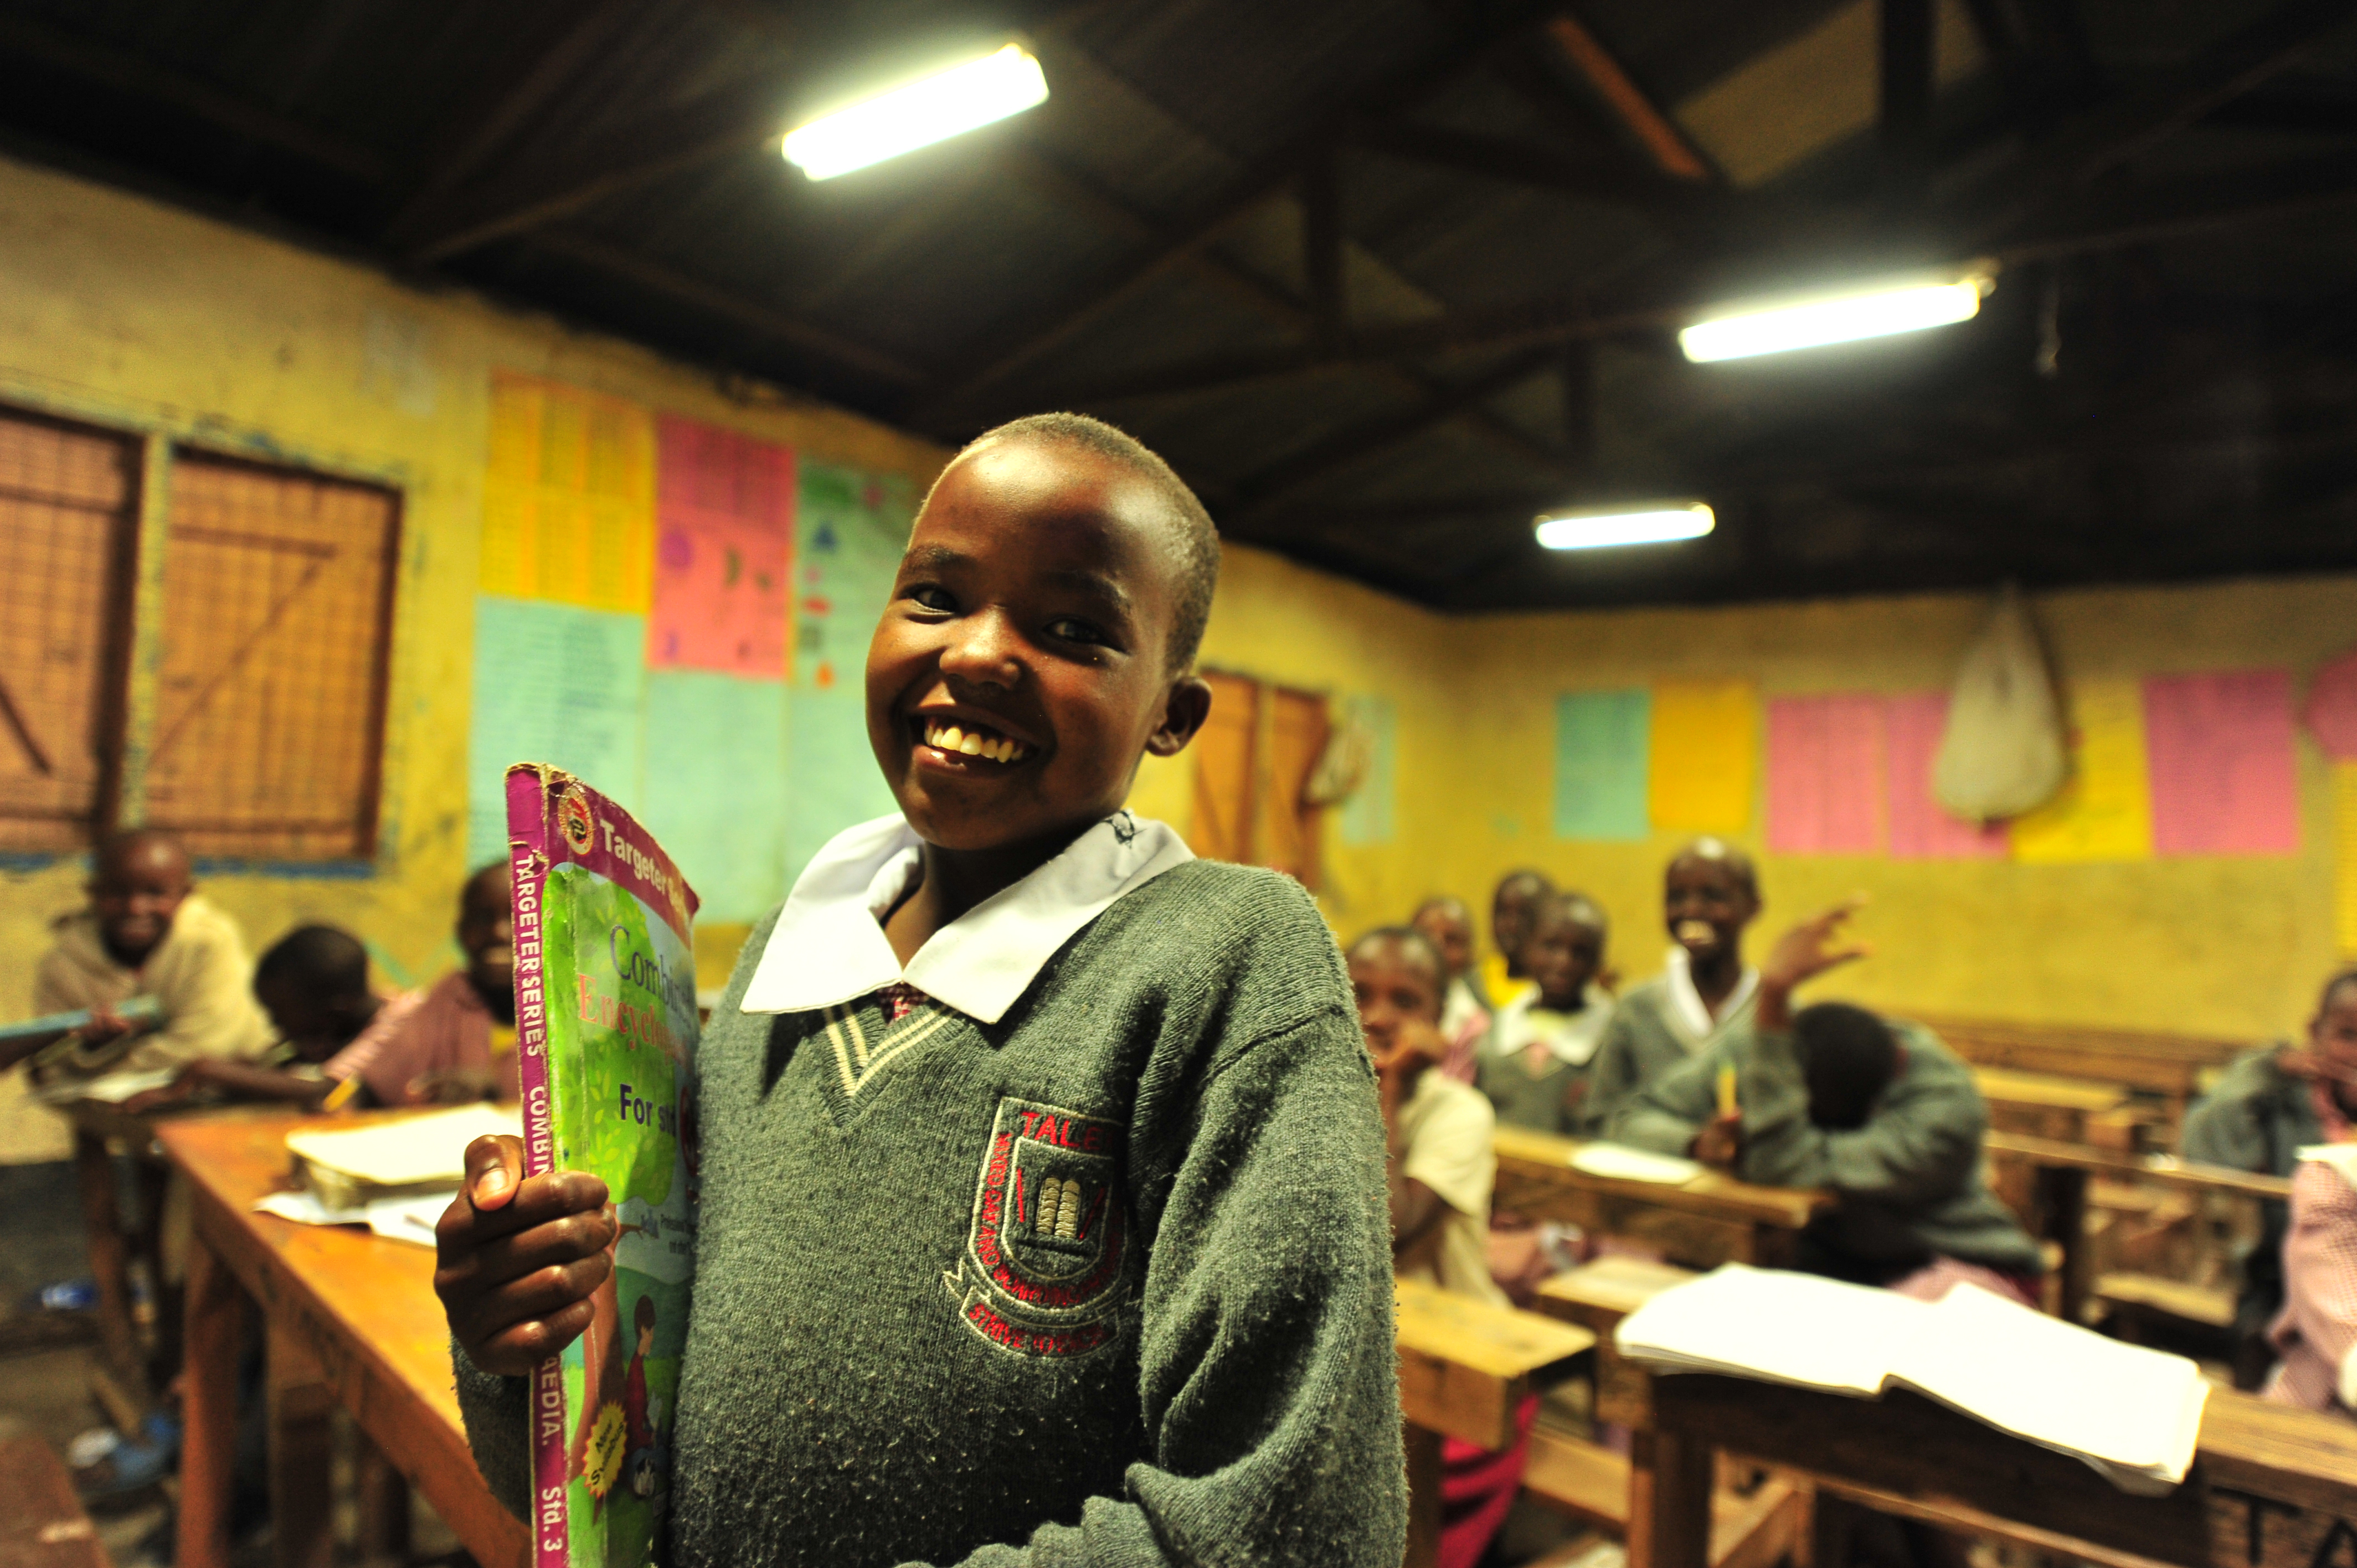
(326, 864, 517, 1106)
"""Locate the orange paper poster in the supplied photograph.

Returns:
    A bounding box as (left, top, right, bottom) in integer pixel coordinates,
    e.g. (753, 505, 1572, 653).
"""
(1765, 694, 1885, 854)
(648, 417, 793, 677)
(1648, 680, 1757, 834)
(2009, 679, 2153, 863)
(481, 372, 655, 613)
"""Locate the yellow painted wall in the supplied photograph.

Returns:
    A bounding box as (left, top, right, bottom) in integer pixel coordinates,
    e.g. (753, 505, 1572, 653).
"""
(0, 153, 946, 1157)
(6, 151, 2351, 1160)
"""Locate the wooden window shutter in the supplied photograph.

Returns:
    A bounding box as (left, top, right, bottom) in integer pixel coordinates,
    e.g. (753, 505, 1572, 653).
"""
(1258, 687, 1330, 888)
(1190, 671, 1260, 863)
(140, 453, 399, 860)
(0, 408, 140, 852)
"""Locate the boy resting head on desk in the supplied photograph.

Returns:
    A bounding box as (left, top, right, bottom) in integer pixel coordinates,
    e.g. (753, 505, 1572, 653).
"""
(14, 828, 271, 1080)
(326, 863, 518, 1107)
(1612, 900, 2045, 1304)
(1578, 838, 1761, 1136)
(1476, 890, 1614, 1137)
(434, 412, 1403, 1568)
(121, 925, 384, 1111)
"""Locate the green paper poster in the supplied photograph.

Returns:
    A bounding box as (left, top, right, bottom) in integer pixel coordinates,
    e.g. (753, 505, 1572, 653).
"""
(641, 669, 788, 923)
(1338, 695, 1397, 846)
(794, 462, 913, 692)
(468, 596, 648, 865)
(1555, 689, 1650, 840)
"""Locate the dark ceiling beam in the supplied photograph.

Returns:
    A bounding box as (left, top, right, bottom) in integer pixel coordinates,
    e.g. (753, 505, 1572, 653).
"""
(1539, 13, 1712, 182)
(400, 0, 1110, 265)
(0, 11, 389, 182)
(1301, 147, 1345, 348)
(1957, 0, 2357, 244)
(383, 0, 652, 249)
(1341, 118, 1716, 219)
(992, 142, 1581, 480)
(902, 0, 1576, 429)
(1879, 0, 1936, 182)
(529, 230, 928, 385)
(1226, 347, 1563, 525)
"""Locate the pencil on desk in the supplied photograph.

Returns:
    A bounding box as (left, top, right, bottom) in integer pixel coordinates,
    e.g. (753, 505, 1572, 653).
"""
(321, 1074, 361, 1113)
(1716, 1065, 1738, 1118)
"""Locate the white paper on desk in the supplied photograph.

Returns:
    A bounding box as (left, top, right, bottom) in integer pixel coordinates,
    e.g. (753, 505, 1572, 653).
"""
(32, 1068, 179, 1106)
(1616, 1264, 2209, 1493)
(284, 1103, 519, 1187)
(1569, 1143, 1704, 1185)
(252, 1189, 452, 1247)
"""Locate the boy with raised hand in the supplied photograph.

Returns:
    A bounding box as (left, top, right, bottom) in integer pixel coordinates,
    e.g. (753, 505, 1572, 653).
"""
(2185, 969, 2357, 1384)
(1412, 894, 1489, 1082)
(434, 414, 1402, 1568)
(1615, 902, 2045, 1302)
(1478, 892, 1614, 1136)
(17, 828, 270, 1079)
(1478, 870, 1552, 1011)
(1578, 839, 1760, 1136)
(328, 864, 519, 1107)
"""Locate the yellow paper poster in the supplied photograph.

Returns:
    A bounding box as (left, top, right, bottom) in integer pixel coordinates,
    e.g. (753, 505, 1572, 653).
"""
(1648, 679, 1758, 834)
(480, 371, 655, 613)
(2009, 678, 2154, 863)
(2336, 764, 2357, 957)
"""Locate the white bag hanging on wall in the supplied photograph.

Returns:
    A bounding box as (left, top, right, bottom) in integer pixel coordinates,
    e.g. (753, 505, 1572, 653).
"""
(1933, 584, 2067, 823)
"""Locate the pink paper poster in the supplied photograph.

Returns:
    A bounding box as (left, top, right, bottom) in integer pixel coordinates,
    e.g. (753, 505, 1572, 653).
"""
(2143, 669, 2299, 855)
(1766, 695, 1886, 854)
(648, 416, 794, 676)
(2305, 649, 2357, 761)
(1884, 692, 2009, 859)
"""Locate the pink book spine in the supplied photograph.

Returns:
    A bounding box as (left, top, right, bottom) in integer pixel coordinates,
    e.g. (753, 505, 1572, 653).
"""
(503, 765, 569, 1568)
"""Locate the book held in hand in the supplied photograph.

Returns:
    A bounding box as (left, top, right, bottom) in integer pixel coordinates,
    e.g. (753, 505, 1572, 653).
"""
(1614, 1263, 2209, 1494)
(507, 764, 702, 1568)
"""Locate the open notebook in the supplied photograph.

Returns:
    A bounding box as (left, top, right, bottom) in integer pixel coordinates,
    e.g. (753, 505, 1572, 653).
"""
(285, 1103, 521, 1208)
(1615, 1265, 2209, 1494)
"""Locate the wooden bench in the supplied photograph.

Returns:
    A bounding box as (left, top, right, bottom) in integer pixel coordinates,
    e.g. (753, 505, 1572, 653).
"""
(1973, 1067, 2130, 1144)
(0, 1420, 113, 1568)
(1394, 1276, 1595, 1568)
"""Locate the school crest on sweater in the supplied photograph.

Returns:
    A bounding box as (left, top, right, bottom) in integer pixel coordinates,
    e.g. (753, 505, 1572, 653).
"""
(945, 1095, 1129, 1357)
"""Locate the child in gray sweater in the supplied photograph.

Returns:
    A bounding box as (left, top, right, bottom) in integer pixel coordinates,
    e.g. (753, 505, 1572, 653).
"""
(432, 415, 1403, 1567)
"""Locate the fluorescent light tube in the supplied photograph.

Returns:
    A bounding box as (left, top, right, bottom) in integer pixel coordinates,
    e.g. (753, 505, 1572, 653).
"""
(1535, 503, 1715, 550)
(1679, 276, 1988, 363)
(784, 44, 1048, 180)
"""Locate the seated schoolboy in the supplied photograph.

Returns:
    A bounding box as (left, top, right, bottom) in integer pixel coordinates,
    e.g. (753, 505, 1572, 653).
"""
(433, 414, 1403, 1567)
(14, 829, 271, 1080)
(1477, 893, 1615, 1136)
(326, 863, 517, 1107)
(1477, 869, 1552, 1010)
(2264, 1142, 2357, 1418)
(124, 925, 385, 1110)
(1413, 895, 1489, 1083)
(1614, 901, 2045, 1302)
(1579, 838, 1761, 1136)
(1347, 925, 1526, 1568)
(2185, 969, 2357, 1380)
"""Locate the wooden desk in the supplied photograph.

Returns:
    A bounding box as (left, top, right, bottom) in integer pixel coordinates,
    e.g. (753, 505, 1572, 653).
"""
(1925, 1015, 2247, 1131)
(158, 1110, 526, 1568)
(1974, 1067, 2129, 1144)
(1493, 1127, 1831, 1271)
(1639, 1374, 2357, 1568)
(1394, 1276, 1593, 1568)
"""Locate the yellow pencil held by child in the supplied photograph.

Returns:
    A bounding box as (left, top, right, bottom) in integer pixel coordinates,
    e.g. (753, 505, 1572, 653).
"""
(1716, 1064, 1738, 1118)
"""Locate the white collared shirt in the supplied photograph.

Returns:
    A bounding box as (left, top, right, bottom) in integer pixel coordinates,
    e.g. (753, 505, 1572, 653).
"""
(1488, 985, 1614, 1067)
(739, 810, 1194, 1025)
(1661, 945, 1758, 1047)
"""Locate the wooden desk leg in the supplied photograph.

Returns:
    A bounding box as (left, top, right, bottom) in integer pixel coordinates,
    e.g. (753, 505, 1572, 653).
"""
(1403, 1423, 1443, 1568)
(73, 1129, 145, 1393)
(2032, 1165, 2091, 1323)
(1627, 1428, 1713, 1568)
(267, 1319, 338, 1568)
(355, 1430, 412, 1565)
(178, 1235, 249, 1568)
